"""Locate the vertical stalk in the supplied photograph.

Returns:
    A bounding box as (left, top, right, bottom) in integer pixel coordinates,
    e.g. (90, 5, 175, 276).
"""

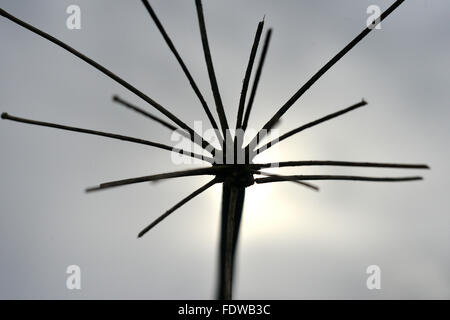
(217, 179, 245, 300)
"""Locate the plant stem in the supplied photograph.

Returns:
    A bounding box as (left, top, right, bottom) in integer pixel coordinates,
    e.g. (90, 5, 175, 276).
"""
(217, 180, 245, 300)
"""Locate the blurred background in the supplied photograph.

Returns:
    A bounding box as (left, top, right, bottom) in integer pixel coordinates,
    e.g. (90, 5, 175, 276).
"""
(0, 0, 448, 299)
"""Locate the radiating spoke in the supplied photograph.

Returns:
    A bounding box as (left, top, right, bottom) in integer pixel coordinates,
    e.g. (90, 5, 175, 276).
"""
(113, 95, 177, 131)
(251, 170, 319, 191)
(86, 166, 225, 192)
(0, 7, 216, 154)
(244, 0, 406, 151)
(195, 0, 230, 140)
(138, 178, 217, 237)
(242, 29, 272, 131)
(1, 113, 212, 164)
(255, 174, 423, 184)
(251, 160, 430, 170)
(112, 95, 200, 148)
(141, 0, 223, 145)
(254, 100, 367, 156)
(236, 19, 264, 130)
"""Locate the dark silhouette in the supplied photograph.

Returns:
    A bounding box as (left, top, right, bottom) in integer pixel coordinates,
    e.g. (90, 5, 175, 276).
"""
(1, 0, 428, 299)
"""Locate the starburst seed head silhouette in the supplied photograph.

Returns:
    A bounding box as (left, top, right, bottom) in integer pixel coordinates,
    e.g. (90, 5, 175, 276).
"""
(0, 0, 429, 300)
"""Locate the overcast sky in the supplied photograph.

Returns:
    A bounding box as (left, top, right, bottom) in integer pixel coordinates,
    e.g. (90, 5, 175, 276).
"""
(0, 0, 449, 299)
